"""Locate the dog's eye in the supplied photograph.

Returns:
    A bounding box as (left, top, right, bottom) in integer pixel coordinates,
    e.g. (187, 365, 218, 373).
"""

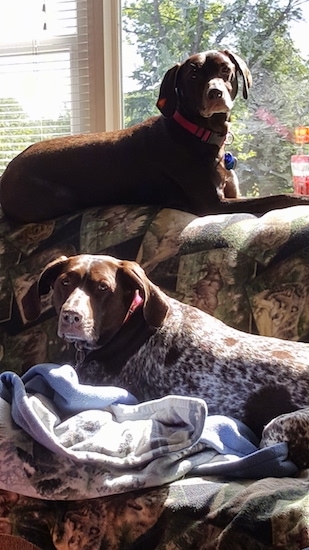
(61, 277, 71, 286)
(221, 65, 233, 80)
(98, 282, 108, 291)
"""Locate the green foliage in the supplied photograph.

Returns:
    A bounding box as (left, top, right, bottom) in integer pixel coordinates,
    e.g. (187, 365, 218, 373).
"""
(123, 0, 309, 196)
(0, 97, 70, 172)
(124, 90, 158, 126)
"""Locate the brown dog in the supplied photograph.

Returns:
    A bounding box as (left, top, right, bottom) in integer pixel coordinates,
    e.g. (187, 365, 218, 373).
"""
(28, 253, 309, 449)
(2, 49, 309, 223)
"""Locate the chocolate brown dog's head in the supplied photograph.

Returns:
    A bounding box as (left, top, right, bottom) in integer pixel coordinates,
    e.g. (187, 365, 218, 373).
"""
(30, 254, 169, 349)
(157, 49, 252, 122)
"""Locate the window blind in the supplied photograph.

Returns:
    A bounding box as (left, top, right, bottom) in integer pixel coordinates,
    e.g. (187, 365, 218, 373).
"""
(0, 0, 90, 173)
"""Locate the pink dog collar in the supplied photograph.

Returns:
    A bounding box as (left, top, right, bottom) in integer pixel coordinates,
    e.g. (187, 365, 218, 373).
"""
(122, 290, 144, 325)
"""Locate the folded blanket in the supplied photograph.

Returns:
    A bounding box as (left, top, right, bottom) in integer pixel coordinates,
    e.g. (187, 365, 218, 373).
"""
(0, 364, 298, 500)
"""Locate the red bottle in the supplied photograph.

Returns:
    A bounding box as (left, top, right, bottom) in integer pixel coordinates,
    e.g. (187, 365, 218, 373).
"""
(291, 127, 309, 195)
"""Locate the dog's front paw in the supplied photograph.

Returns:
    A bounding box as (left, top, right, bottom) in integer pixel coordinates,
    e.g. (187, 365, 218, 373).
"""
(260, 407, 309, 470)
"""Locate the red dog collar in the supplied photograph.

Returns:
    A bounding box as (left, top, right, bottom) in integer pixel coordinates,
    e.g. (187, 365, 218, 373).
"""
(173, 111, 226, 146)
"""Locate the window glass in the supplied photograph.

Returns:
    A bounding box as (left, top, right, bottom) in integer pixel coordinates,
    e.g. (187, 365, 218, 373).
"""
(0, 0, 90, 173)
(121, 0, 309, 196)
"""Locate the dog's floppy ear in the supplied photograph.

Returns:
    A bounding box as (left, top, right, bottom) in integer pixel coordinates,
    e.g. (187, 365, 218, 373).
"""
(156, 63, 180, 117)
(37, 255, 69, 297)
(223, 50, 252, 100)
(22, 255, 68, 322)
(120, 260, 169, 328)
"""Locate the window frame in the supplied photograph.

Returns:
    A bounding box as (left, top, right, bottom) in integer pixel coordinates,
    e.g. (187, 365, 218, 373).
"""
(88, 0, 123, 132)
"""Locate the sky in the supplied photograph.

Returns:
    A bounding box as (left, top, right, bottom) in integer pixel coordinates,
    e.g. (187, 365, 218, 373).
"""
(290, 1, 309, 56)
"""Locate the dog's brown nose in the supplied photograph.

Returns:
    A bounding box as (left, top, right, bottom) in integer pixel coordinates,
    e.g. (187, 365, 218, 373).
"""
(61, 309, 83, 326)
(208, 88, 223, 100)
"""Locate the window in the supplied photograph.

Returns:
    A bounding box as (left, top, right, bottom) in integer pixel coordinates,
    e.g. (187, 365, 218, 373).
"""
(0, 0, 122, 174)
(1, 0, 308, 198)
(121, 0, 309, 197)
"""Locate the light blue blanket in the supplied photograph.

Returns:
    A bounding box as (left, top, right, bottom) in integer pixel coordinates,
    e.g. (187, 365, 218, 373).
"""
(0, 363, 298, 500)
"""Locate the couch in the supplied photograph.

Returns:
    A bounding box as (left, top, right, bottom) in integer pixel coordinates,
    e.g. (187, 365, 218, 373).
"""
(0, 203, 308, 550)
